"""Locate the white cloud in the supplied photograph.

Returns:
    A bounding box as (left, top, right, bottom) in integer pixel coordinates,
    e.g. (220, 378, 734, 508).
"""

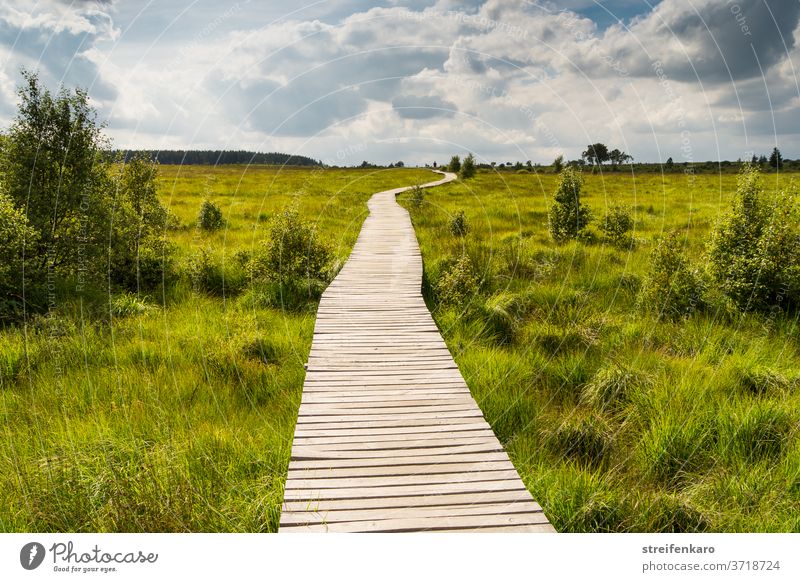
(0, 0, 798, 164)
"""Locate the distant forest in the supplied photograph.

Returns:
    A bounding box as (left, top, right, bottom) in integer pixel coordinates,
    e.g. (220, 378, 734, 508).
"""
(117, 150, 322, 166)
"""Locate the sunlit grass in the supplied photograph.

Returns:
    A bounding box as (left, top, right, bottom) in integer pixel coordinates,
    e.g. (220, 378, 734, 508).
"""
(0, 165, 434, 532)
(400, 168, 800, 532)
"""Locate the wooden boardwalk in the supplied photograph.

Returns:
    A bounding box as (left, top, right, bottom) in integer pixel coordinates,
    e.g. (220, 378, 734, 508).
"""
(280, 171, 554, 532)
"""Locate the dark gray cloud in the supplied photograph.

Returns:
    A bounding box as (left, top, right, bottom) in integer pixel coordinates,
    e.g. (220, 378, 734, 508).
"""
(392, 94, 457, 119)
(0, 5, 117, 101)
(604, 0, 800, 83)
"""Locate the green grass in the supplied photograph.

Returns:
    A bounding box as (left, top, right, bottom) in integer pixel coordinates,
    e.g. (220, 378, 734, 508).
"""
(0, 165, 434, 532)
(3, 164, 798, 532)
(400, 168, 800, 532)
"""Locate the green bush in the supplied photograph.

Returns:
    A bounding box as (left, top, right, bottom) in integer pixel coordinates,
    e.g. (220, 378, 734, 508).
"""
(186, 248, 244, 296)
(707, 164, 800, 312)
(435, 254, 479, 307)
(459, 153, 476, 179)
(0, 70, 111, 288)
(548, 167, 592, 242)
(409, 184, 425, 208)
(249, 206, 332, 288)
(600, 205, 634, 248)
(449, 210, 469, 237)
(198, 200, 224, 231)
(638, 232, 705, 319)
(0, 73, 175, 299)
(447, 155, 461, 173)
(0, 192, 38, 318)
(108, 157, 176, 291)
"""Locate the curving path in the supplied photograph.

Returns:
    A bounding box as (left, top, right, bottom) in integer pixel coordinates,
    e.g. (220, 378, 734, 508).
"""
(279, 170, 554, 532)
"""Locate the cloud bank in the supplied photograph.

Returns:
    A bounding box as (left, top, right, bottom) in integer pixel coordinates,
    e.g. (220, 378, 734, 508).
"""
(0, 0, 798, 164)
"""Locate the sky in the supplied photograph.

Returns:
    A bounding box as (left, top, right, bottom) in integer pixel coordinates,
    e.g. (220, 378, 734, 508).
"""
(0, 0, 798, 165)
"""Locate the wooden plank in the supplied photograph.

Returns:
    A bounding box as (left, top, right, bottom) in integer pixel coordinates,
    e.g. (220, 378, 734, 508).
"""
(288, 452, 512, 470)
(281, 513, 551, 533)
(285, 469, 523, 490)
(282, 489, 534, 512)
(280, 501, 542, 525)
(287, 460, 516, 479)
(291, 442, 503, 460)
(282, 479, 528, 501)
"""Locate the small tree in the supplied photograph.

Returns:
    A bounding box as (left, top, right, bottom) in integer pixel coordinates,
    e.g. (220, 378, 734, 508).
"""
(552, 154, 564, 173)
(449, 210, 469, 237)
(448, 155, 461, 173)
(707, 163, 799, 312)
(609, 149, 632, 168)
(548, 167, 592, 242)
(601, 205, 634, 248)
(0, 70, 111, 282)
(409, 184, 424, 208)
(769, 147, 783, 169)
(0, 192, 38, 317)
(665, 157, 674, 170)
(639, 233, 705, 319)
(582, 143, 609, 166)
(459, 153, 476, 179)
(109, 157, 175, 290)
(198, 200, 224, 231)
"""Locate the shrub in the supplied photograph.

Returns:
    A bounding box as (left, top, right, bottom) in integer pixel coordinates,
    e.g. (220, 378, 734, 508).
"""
(435, 254, 479, 307)
(409, 184, 424, 208)
(548, 167, 592, 241)
(108, 157, 176, 290)
(186, 248, 226, 295)
(249, 206, 332, 288)
(552, 154, 564, 174)
(706, 164, 800, 312)
(449, 210, 469, 237)
(638, 233, 705, 319)
(600, 205, 634, 248)
(459, 153, 476, 179)
(447, 155, 461, 173)
(0, 192, 38, 318)
(198, 200, 224, 231)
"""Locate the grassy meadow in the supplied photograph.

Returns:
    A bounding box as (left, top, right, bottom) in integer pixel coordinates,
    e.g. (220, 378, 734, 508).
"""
(0, 165, 433, 532)
(399, 169, 800, 532)
(2, 163, 798, 533)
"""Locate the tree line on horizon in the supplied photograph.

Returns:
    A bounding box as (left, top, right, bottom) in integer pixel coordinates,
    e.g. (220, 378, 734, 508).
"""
(117, 149, 321, 166)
